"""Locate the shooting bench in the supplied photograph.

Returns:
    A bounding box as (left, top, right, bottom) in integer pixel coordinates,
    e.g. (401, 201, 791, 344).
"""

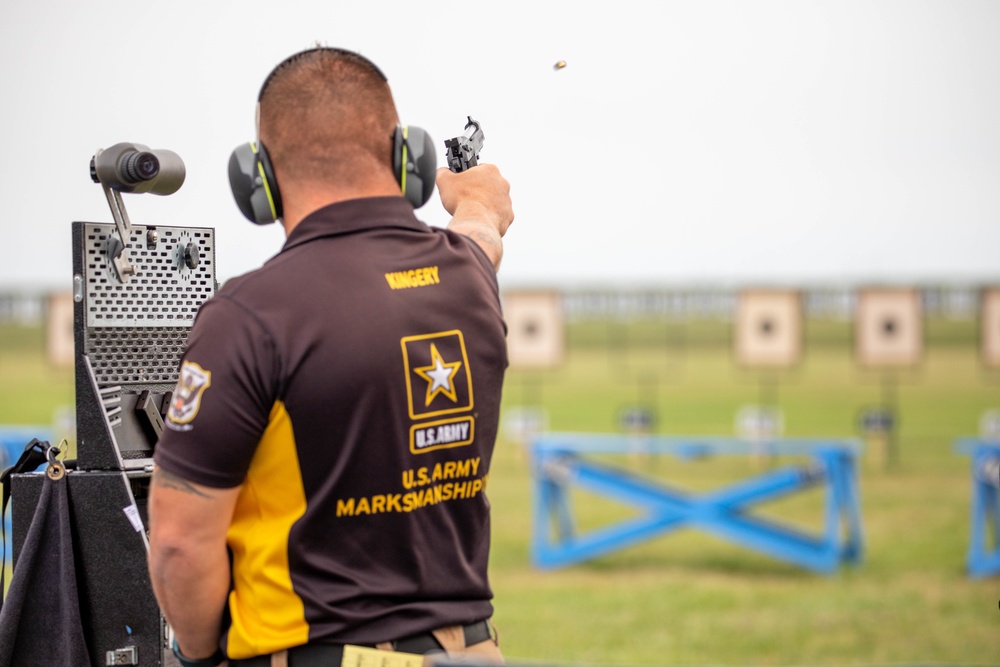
(530, 433, 864, 573)
(954, 439, 1000, 577)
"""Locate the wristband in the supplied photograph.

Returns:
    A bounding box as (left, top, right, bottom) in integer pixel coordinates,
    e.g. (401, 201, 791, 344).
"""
(172, 637, 225, 667)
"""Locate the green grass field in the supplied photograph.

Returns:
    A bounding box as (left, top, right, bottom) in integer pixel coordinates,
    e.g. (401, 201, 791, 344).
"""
(2, 319, 998, 665)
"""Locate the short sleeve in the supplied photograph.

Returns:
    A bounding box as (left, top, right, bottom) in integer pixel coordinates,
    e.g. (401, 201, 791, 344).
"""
(153, 295, 280, 488)
(454, 231, 499, 284)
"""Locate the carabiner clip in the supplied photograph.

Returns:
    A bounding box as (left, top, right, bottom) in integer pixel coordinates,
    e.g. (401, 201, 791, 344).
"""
(46, 439, 68, 480)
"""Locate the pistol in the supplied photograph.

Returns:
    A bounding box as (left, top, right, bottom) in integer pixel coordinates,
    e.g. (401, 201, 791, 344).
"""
(444, 117, 485, 173)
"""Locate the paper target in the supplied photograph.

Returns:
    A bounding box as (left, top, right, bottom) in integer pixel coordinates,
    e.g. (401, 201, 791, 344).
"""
(503, 291, 565, 369)
(855, 288, 923, 368)
(734, 290, 803, 368)
(980, 288, 1000, 370)
(46, 291, 75, 368)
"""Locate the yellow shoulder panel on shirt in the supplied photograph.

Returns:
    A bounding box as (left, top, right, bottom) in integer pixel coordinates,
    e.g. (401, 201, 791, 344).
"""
(225, 400, 310, 659)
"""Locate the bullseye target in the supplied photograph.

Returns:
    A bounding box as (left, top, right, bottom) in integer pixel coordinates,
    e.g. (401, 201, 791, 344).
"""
(734, 290, 803, 368)
(855, 288, 922, 368)
(502, 291, 565, 369)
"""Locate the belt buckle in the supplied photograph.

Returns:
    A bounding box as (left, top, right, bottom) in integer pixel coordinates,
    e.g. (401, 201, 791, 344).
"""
(341, 644, 424, 667)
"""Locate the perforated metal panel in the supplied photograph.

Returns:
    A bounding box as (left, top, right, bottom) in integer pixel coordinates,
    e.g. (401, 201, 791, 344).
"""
(86, 328, 191, 385)
(82, 223, 215, 327)
(80, 222, 215, 386)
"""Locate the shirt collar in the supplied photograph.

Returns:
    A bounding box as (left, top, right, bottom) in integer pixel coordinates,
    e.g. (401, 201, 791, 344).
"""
(281, 196, 428, 251)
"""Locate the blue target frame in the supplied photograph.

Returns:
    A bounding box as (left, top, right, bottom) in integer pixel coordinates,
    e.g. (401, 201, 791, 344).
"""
(954, 439, 1000, 578)
(531, 434, 864, 573)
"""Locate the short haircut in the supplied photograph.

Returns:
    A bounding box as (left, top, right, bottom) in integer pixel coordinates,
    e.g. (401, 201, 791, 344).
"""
(258, 49, 398, 189)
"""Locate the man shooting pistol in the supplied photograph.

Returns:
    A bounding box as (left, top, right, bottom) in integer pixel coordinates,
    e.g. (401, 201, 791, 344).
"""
(148, 47, 512, 667)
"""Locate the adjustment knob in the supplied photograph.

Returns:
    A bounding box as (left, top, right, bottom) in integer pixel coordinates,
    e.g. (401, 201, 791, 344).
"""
(183, 242, 200, 270)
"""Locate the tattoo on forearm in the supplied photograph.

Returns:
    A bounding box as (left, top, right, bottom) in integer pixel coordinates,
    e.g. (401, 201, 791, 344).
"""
(467, 229, 502, 261)
(152, 468, 213, 498)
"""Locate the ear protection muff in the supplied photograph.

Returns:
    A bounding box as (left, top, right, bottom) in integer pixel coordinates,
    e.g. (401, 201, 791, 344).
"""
(393, 125, 437, 210)
(228, 141, 283, 225)
(228, 47, 437, 224)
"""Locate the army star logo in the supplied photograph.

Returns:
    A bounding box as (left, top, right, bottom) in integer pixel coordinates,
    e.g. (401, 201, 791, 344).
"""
(413, 343, 462, 406)
(400, 330, 474, 419)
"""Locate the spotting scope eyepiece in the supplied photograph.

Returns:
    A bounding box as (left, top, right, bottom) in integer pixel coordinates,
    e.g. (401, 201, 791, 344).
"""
(123, 151, 160, 183)
(90, 142, 185, 195)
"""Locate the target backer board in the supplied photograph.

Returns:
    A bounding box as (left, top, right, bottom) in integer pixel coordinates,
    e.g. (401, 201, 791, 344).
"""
(855, 287, 923, 368)
(734, 290, 803, 368)
(980, 288, 1000, 370)
(502, 290, 565, 369)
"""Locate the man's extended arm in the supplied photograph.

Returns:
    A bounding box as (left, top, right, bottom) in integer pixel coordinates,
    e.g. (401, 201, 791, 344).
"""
(437, 164, 513, 272)
(148, 466, 241, 661)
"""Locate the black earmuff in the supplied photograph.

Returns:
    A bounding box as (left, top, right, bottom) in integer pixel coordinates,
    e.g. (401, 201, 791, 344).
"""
(228, 141, 283, 225)
(228, 47, 437, 224)
(393, 126, 437, 210)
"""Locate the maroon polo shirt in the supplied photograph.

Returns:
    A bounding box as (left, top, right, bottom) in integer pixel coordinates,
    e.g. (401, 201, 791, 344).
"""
(154, 196, 507, 658)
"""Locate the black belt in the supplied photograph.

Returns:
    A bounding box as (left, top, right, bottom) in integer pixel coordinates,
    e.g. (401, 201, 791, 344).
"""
(230, 620, 492, 667)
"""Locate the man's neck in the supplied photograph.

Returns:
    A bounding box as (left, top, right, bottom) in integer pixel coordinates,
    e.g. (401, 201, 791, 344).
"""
(281, 183, 404, 237)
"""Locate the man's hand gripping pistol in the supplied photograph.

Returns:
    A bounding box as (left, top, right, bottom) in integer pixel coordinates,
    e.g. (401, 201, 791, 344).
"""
(444, 117, 485, 173)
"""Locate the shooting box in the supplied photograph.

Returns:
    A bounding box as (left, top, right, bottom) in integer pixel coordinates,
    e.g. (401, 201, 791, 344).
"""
(502, 290, 565, 370)
(733, 289, 803, 369)
(11, 220, 218, 666)
(854, 287, 923, 368)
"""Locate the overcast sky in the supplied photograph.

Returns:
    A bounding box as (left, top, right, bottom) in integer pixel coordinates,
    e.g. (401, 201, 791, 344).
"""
(1, 0, 998, 292)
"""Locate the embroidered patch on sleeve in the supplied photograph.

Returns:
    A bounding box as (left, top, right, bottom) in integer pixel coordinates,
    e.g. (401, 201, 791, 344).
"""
(167, 361, 212, 425)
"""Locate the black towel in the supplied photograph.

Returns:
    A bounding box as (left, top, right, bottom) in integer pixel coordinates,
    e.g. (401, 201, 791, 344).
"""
(0, 472, 91, 666)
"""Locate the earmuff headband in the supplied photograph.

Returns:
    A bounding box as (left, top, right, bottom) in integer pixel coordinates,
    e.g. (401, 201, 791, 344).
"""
(229, 48, 436, 224)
